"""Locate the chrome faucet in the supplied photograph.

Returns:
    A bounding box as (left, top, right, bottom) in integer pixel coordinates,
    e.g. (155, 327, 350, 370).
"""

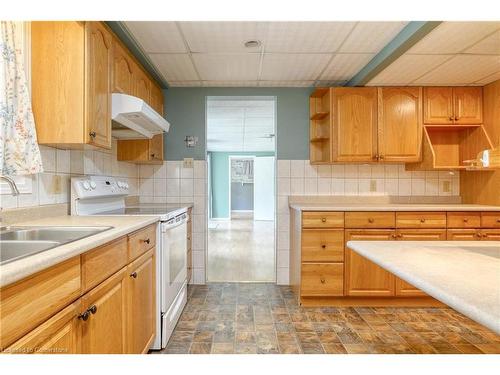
(0, 175, 20, 196)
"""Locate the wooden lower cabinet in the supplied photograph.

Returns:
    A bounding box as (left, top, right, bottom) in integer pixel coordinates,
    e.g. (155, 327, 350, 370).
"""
(80, 268, 128, 354)
(345, 230, 396, 297)
(126, 250, 155, 354)
(301, 263, 343, 297)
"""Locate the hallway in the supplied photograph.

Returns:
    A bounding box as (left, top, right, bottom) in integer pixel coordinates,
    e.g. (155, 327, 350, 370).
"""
(207, 216, 275, 282)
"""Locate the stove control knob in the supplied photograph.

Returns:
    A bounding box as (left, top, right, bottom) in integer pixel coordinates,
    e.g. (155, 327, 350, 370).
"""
(124, 182, 129, 189)
(82, 181, 90, 190)
(117, 181, 123, 188)
(90, 181, 97, 190)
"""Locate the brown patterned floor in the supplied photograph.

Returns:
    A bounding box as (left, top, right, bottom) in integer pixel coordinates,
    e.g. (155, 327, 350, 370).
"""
(151, 283, 500, 354)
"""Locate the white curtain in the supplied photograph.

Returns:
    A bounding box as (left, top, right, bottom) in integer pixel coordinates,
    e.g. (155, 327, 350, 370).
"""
(0, 21, 43, 176)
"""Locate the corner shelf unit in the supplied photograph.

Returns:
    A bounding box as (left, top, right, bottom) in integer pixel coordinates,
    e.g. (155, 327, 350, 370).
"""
(309, 88, 332, 164)
(406, 124, 493, 170)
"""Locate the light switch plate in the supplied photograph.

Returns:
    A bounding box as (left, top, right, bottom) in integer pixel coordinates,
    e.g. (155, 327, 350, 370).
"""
(183, 158, 194, 168)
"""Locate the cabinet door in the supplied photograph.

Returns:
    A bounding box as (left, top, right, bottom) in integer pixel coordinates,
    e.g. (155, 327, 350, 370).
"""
(332, 88, 378, 162)
(394, 229, 446, 297)
(150, 83, 164, 115)
(345, 229, 395, 297)
(85, 21, 112, 149)
(80, 268, 127, 354)
(423, 87, 454, 125)
(378, 87, 422, 162)
(453, 87, 483, 125)
(481, 229, 500, 241)
(134, 67, 151, 104)
(447, 229, 479, 241)
(149, 134, 164, 162)
(6, 302, 81, 354)
(126, 250, 155, 354)
(112, 40, 134, 95)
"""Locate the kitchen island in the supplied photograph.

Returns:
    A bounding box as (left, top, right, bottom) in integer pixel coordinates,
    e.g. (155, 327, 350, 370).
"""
(347, 240, 500, 334)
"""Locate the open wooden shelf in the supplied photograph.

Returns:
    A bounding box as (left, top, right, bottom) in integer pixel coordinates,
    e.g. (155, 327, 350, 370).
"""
(310, 88, 332, 164)
(406, 125, 493, 171)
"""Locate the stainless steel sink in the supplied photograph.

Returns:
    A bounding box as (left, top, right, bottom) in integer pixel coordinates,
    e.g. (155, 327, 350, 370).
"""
(0, 226, 113, 265)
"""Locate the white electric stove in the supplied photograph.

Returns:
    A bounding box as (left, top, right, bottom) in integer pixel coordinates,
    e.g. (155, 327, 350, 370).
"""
(71, 175, 189, 350)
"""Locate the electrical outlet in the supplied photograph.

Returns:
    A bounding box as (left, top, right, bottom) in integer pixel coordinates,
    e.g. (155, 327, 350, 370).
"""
(183, 158, 194, 168)
(370, 179, 377, 192)
(442, 180, 451, 193)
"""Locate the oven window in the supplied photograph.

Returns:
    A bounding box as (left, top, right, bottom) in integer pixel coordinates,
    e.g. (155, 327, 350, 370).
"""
(169, 224, 186, 284)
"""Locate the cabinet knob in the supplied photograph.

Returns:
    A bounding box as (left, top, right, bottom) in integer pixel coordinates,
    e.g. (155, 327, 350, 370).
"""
(150, 153, 155, 158)
(88, 305, 97, 315)
(420, 218, 426, 223)
(397, 233, 403, 238)
(321, 218, 326, 223)
(89, 131, 96, 138)
(455, 116, 459, 121)
(320, 277, 326, 284)
(496, 219, 500, 223)
(373, 154, 380, 161)
(368, 218, 374, 223)
(78, 311, 90, 321)
(482, 233, 488, 238)
(476, 232, 482, 238)
(391, 234, 397, 239)
(463, 218, 468, 223)
(379, 155, 384, 161)
(449, 116, 454, 121)
(142, 238, 151, 244)
(130, 271, 138, 278)
(321, 244, 326, 249)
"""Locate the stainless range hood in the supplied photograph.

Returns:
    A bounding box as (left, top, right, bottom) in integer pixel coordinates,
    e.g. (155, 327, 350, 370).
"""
(111, 93, 170, 139)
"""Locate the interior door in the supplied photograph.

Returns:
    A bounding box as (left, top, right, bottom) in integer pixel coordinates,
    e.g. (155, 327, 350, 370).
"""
(253, 156, 275, 221)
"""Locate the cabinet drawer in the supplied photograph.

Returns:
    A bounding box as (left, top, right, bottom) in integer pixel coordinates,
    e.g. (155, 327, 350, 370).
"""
(481, 212, 500, 228)
(481, 229, 500, 241)
(301, 263, 343, 297)
(396, 212, 446, 228)
(345, 212, 395, 228)
(128, 224, 156, 261)
(301, 229, 344, 262)
(447, 212, 481, 228)
(82, 237, 128, 292)
(447, 229, 479, 241)
(302, 212, 344, 228)
(0, 257, 81, 349)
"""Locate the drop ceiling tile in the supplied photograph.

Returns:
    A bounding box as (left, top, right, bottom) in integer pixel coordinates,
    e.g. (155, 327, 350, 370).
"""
(475, 70, 500, 84)
(168, 81, 202, 87)
(179, 22, 268, 53)
(149, 54, 198, 81)
(265, 22, 356, 53)
(408, 21, 500, 54)
(465, 30, 500, 55)
(368, 54, 452, 85)
(258, 80, 314, 87)
(320, 53, 374, 81)
(261, 54, 331, 81)
(339, 22, 408, 53)
(414, 54, 500, 85)
(192, 53, 260, 81)
(202, 80, 259, 87)
(125, 22, 186, 53)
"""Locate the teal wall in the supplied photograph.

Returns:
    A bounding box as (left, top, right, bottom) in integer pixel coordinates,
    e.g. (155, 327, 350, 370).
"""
(209, 152, 274, 219)
(163, 87, 313, 161)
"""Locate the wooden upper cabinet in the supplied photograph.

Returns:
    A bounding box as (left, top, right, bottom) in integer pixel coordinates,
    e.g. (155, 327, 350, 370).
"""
(424, 87, 483, 125)
(112, 40, 134, 95)
(378, 87, 422, 162)
(133, 66, 151, 104)
(332, 88, 378, 162)
(423, 87, 454, 125)
(453, 87, 483, 125)
(85, 22, 113, 149)
(80, 268, 127, 354)
(150, 83, 164, 115)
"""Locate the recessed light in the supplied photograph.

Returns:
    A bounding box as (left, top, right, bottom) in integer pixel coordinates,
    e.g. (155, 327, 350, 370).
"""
(244, 40, 261, 48)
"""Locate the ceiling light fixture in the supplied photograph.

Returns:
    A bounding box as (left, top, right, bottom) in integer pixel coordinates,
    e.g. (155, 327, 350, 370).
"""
(244, 40, 261, 48)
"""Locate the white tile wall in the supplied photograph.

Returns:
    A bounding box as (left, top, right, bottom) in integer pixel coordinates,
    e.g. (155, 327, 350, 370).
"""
(275, 160, 460, 285)
(1, 141, 140, 211)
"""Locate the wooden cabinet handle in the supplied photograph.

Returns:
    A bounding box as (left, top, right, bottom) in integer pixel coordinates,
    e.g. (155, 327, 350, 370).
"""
(397, 233, 403, 238)
(420, 218, 426, 223)
(391, 234, 397, 239)
(368, 218, 374, 223)
(320, 277, 326, 284)
(463, 218, 468, 223)
(321, 218, 326, 223)
(321, 244, 326, 249)
(449, 116, 454, 121)
(88, 305, 97, 315)
(482, 233, 488, 238)
(130, 271, 138, 278)
(142, 238, 151, 244)
(379, 155, 384, 161)
(455, 116, 459, 121)
(89, 131, 96, 138)
(78, 311, 90, 321)
(476, 232, 482, 238)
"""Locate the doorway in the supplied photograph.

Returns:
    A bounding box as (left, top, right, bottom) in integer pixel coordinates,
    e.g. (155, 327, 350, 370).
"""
(206, 96, 276, 282)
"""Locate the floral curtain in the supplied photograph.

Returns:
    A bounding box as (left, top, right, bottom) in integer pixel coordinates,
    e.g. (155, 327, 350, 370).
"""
(0, 21, 43, 176)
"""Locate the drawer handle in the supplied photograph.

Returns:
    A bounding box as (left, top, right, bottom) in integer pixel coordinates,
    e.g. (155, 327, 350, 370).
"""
(420, 218, 426, 223)
(368, 218, 374, 223)
(454, 116, 459, 121)
(88, 305, 97, 315)
(449, 116, 454, 121)
(476, 232, 482, 238)
(321, 244, 326, 249)
(397, 233, 402, 238)
(497, 219, 500, 223)
(78, 311, 90, 321)
(482, 233, 488, 238)
(391, 234, 397, 239)
(320, 277, 326, 284)
(321, 218, 327, 223)
(130, 271, 138, 278)
(463, 218, 468, 223)
(89, 131, 96, 138)
(142, 238, 151, 244)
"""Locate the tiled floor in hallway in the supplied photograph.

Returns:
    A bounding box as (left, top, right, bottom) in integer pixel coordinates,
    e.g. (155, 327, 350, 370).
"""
(152, 283, 500, 354)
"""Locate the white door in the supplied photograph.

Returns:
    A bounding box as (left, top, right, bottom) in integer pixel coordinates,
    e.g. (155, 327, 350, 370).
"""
(253, 156, 275, 221)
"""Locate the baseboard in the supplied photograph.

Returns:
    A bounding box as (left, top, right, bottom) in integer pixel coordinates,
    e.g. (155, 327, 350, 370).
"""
(300, 296, 445, 307)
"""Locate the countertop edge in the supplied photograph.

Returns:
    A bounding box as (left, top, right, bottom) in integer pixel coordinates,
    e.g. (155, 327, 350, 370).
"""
(290, 204, 500, 211)
(347, 241, 500, 334)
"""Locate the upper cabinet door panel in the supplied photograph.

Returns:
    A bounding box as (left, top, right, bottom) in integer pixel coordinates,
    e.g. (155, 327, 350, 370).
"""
(453, 87, 483, 125)
(150, 84, 164, 116)
(423, 87, 454, 125)
(378, 87, 422, 162)
(85, 22, 112, 149)
(134, 67, 151, 104)
(333, 87, 378, 162)
(112, 40, 134, 96)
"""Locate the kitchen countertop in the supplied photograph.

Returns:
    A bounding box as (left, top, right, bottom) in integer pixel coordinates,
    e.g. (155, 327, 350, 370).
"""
(0, 215, 161, 288)
(347, 240, 500, 334)
(289, 203, 500, 211)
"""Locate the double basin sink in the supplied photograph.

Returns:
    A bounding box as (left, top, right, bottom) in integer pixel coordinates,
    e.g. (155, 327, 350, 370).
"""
(0, 226, 113, 265)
